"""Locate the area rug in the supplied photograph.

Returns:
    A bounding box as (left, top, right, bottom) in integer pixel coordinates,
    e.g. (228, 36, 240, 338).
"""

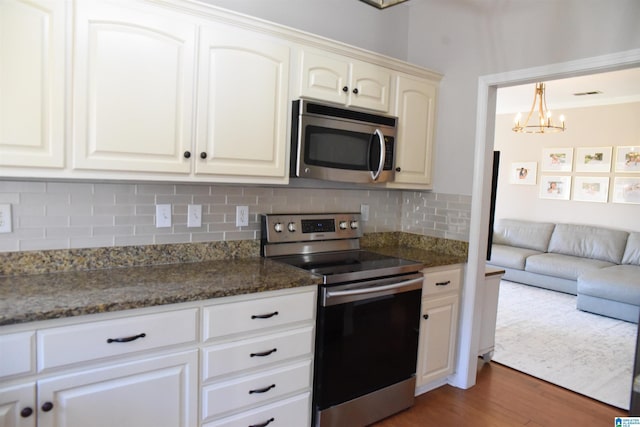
(492, 280, 637, 410)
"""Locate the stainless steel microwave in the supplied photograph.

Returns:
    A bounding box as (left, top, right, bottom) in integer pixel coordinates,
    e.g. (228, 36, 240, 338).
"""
(290, 99, 397, 184)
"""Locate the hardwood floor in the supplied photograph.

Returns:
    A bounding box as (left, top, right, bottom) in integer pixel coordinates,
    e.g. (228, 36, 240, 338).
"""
(373, 360, 626, 427)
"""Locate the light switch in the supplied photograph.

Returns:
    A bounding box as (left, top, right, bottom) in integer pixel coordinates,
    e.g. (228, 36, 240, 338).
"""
(156, 204, 172, 228)
(187, 204, 202, 228)
(0, 204, 12, 233)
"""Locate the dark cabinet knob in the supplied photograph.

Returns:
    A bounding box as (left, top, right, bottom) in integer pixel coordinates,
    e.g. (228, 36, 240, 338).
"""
(183, 151, 191, 159)
(41, 402, 54, 412)
(20, 407, 33, 418)
(352, 88, 359, 94)
(423, 314, 429, 320)
(395, 167, 401, 172)
(200, 152, 207, 159)
(342, 86, 349, 92)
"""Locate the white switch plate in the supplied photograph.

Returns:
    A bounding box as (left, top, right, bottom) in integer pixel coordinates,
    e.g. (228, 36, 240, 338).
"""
(360, 204, 370, 221)
(0, 204, 12, 233)
(187, 204, 202, 228)
(236, 206, 249, 227)
(156, 204, 172, 228)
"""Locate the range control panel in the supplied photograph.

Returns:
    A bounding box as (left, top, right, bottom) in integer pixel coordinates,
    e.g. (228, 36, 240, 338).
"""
(261, 213, 362, 244)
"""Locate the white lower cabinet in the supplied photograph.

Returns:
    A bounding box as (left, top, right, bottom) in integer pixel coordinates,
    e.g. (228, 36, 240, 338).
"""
(203, 392, 310, 427)
(416, 266, 462, 390)
(0, 382, 36, 427)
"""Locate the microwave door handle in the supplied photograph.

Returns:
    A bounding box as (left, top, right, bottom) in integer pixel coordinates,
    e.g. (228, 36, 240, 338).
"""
(370, 128, 385, 181)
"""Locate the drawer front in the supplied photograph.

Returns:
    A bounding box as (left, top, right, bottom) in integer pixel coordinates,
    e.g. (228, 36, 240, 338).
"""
(202, 326, 314, 381)
(0, 331, 35, 379)
(37, 308, 198, 371)
(203, 290, 315, 341)
(202, 359, 312, 420)
(422, 268, 461, 296)
(203, 392, 310, 427)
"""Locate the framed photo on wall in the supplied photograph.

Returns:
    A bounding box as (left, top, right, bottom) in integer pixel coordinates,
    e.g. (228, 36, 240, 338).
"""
(574, 147, 612, 173)
(541, 148, 573, 172)
(572, 176, 609, 203)
(539, 175, 571, 200)
(612, 177, 640, 204)
(615, 146, 640, 172)
(510, 162, 537, 185)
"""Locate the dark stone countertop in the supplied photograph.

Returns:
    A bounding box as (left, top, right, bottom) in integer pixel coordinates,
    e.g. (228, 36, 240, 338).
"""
(367, 246, 467, 269)
(0, 258, 322, 327)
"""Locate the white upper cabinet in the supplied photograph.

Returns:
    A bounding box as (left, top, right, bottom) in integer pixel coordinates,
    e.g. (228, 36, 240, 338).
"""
(388, 73, 438, 189)
(72, 0, 196, 174)
(195, 23, 290, 182)
(0, 0, 65, 169)
(298, 48, 391, 112)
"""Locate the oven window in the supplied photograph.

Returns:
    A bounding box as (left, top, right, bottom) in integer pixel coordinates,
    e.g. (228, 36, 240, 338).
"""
(313, 289, 421, 409)
(305, 126, 376, 171)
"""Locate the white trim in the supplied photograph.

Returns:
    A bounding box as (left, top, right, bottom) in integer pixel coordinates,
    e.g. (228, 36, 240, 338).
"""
(449, 48, 640, 389)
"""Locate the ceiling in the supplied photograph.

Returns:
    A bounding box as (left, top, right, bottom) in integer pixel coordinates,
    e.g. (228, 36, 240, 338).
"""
(496, 67, 640, 115)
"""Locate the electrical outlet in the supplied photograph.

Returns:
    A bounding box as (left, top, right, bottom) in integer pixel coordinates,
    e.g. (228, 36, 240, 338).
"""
(236, 205, 249, 227)
(0, 204, 12, 233)
(360, 204, 369, 221)
(187, 204, 202, 228)
(155, 204, 172, 228)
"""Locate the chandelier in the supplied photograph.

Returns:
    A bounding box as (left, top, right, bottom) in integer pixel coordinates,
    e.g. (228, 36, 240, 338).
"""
(513, 83, 566, 134)
(360, 0, 409, 9)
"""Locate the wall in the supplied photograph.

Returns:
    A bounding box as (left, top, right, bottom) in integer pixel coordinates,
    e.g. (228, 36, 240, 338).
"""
(493, 101, 640, 231)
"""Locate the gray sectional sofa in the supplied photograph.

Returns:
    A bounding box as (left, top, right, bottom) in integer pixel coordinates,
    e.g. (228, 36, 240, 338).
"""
(487, 218, 640, 323)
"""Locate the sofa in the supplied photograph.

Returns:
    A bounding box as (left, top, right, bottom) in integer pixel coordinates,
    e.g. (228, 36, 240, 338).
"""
(487, 218, 640, 323)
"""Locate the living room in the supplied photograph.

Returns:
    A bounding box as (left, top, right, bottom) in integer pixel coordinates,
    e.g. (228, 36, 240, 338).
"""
(488, 68, 640, 410)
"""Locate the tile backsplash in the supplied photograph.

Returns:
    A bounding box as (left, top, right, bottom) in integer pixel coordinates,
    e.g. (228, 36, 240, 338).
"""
(0, 180, 471, 252)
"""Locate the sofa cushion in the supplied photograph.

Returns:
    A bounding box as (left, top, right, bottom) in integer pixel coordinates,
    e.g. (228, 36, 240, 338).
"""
(623, 232, 640, 266)
(489, 244, 542, 270)
(525, 252, 615, 281)
(547, 223, 629, 264)
(578, 265, 640, 305)
(493, 219, 555, 252)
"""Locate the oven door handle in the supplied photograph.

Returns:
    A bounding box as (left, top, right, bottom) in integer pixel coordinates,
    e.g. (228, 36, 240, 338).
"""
(325, 277, 423, 300)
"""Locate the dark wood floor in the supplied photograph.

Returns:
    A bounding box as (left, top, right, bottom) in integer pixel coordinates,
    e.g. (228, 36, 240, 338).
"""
(373, 360, 626, 427)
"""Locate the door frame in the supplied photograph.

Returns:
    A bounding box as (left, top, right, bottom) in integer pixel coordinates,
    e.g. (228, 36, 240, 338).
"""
(451, 48, 640, 389)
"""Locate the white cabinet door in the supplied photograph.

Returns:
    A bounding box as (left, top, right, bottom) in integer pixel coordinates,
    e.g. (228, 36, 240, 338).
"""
(37, 350, 197, 427)
(195, 22, 290, 182)
(416, 293, 459, 387)
(389, 73, 437, 188)
(0, 0, 65, 169)
(0, 382, 36, 427)
(298, 48, 391, 112)
(72, 0, 196, 174)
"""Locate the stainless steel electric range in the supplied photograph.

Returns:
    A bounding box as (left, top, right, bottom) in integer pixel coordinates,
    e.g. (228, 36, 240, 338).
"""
(261, 213, 424, 427)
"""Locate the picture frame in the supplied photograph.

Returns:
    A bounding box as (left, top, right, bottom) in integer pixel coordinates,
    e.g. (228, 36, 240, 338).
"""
(615, 146, 640, 172)
(539, 175, 571, 200)
(574, 146, 612, 173)
(572, 176, 609, 203)
(541, 148, 573, 172)
(612, 177, 640, 204)
(510, 162, 537, 185)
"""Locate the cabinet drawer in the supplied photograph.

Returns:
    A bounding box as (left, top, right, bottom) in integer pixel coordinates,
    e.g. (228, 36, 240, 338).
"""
(0, 331, 35, 379)
(37, 308, 198, 371)
(203, 326, 313, 381)
(203, 392, 310, 427)
(422, 268, 461, 296)
(203, 290, 315, 341)
(202, 359, 312, 420)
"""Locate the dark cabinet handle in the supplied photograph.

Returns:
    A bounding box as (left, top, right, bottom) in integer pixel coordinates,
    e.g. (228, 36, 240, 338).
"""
(250, 348, 277, 358)
(200, 152, 207, 159)
(41, 402, 54, 412)
(251, 311, 278, 319)
(249, 384, 276, 394)
(20, 407, 33, 418)
(342, 86, 349, 92)
(183, 151, 191, 159)
(107, 333, 146, 344)
(423, 314, 429, 320)
(395, 167, 401, 172)
(352, 88, 359, 94)
(250, 417, 275, 427)
(435, 280, 451, 286)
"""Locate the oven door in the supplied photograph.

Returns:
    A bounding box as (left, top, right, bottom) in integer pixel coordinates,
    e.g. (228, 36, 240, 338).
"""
(313, 273, 423, 424)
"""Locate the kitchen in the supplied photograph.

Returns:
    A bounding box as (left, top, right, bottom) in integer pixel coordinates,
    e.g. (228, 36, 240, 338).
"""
(1, 0, 638, 426)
